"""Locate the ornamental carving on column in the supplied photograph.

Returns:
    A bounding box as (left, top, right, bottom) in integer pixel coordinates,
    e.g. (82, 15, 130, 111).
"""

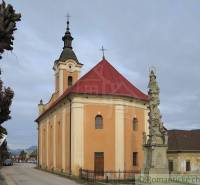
(147, 70, 168, 146)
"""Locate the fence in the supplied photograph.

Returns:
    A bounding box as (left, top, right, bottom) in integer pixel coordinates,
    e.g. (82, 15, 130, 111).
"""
(79, 168, 140, 184)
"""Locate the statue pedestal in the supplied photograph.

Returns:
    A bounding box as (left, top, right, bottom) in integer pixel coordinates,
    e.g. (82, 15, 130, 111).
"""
(143, 144, 169, 177)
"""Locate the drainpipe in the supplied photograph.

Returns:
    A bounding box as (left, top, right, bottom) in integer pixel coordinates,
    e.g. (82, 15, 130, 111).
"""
(67, 96, 72, 175)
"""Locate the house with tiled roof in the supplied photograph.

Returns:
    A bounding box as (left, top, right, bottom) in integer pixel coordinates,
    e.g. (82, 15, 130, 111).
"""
(36, 20, 149, 176)
(168, 129, 200, 174)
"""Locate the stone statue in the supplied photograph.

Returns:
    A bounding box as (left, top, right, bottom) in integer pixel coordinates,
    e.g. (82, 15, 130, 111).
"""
(143, 69, 169, 176)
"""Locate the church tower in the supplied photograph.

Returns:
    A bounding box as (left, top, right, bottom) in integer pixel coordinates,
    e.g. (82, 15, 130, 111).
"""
(53, 18, 83, 96)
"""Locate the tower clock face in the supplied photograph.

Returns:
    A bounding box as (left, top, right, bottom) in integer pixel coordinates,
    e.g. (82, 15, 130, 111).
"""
(67, 61, 75, 72)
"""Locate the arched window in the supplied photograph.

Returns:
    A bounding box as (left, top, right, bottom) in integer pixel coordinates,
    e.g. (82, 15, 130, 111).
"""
(68, 76, 73, 87)
(133, 117, 138, 131)
(95, 115, 103, 129)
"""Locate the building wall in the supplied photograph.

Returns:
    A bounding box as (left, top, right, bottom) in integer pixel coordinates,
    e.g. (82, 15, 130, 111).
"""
(38, 95, 148, 176)
(55, 111, 62, 170)
(48, 120, 53, 168)
(84, 103, 116, 171)
(124, 106, 145, 172)
(54, 59, 81, 96)
(74, 96, 147, 173)
(38, 99, 71, 173)
(63, 70, 79, 91)
(64, 106, 71, 172)
(168, 152, 200, 174)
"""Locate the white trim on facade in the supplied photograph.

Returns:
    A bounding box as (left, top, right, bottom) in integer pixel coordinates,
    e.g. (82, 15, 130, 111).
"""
(46, 119, 49, 167)
(39, 124, 43, 165)
(62, 107, 66, 170)
(71, 102, 84, 175)
(53, 114, 56, 168)
(59, 69, 64, 96)
(72, 96, 147, 109)
(115, 105, 125, 171)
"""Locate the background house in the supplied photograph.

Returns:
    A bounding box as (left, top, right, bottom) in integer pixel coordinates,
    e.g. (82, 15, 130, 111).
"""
(168, 129, 200, 174)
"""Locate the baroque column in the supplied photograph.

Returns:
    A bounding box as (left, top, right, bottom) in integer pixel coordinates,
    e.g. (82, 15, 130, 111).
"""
(143, 70, 169, 176)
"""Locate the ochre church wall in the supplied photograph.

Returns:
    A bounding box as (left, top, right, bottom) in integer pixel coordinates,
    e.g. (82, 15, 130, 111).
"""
(84, 103, 116, 171)
(38, 100, 71, 173)
(124, 106, 145, 172)
(38, 97, 147, 175)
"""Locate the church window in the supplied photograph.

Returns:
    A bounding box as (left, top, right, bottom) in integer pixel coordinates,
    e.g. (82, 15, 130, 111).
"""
(186, 160, 191, 172)
(133, 152, 138, 166)
(169, 160, 174, 172)
(68, 76, 73, 87)
(95, 115, 103, 129)
(133, 117, 138, 131)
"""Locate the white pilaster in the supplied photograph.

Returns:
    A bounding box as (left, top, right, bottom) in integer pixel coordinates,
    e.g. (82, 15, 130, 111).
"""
(53, 115, 57, 168)
(71, 102, 84, 175)
(46, 119, 49, 167)
(39, 124, 43, 166)
(62, 108, 66, 170)
(59, 70, 63, 96)
(115, 105, 125, 171)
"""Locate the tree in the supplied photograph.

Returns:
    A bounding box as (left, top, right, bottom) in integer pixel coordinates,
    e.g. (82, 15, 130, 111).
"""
(0, 0, 21, 59)
(19, 150, 27, 161)
(0, 80, 14, 138)
(0, 1, 21, 139)
(0, 140, 10, 162)
(30, 149, 37, 159)
(0, 1, 21, 161)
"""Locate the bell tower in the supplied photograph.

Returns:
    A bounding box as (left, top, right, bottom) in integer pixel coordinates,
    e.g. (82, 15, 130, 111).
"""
(53, 16, 83, 96)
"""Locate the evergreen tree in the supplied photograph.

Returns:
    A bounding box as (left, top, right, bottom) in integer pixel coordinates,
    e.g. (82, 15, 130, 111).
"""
(0, 140, 10, 162)
(30, 149, 37, 159)
(0, 1, 21, 163)
(0, 0, 21, 139)
(0, 0, 21, 58)
(19, 150, 27, 161)
(0, 79, 14, 138)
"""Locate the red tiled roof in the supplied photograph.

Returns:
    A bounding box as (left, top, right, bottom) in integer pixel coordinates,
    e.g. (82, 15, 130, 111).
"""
(69, 59, 148, 100)
(36, 59, 148, 121)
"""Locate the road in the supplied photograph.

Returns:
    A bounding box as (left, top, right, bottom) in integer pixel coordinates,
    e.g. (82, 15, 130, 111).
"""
(0, 164, 187, 185)
(0, 163, 80, 185)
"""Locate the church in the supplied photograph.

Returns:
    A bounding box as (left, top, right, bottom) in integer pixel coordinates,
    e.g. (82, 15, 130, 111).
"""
(35, 20, 149, 176)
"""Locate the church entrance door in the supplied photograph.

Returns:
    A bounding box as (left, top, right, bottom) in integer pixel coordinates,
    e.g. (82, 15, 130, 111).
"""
(94, 152, 104, 176)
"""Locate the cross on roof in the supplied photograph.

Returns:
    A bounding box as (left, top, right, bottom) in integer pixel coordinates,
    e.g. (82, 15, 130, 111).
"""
(100, 46, 107, 59)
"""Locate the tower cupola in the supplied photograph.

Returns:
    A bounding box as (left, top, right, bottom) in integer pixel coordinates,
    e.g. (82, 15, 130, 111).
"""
(62, 17, 73, 49)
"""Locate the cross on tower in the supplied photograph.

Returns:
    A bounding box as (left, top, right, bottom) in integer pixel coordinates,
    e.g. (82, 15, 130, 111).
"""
(100, 46, 106, 59)
(66, 13, 71, 31)
(149, 65, 157, 74)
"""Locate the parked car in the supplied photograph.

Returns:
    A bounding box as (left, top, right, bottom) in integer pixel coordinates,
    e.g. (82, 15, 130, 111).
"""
(3, 159, 13, 166)
(32, 160, 37, 164)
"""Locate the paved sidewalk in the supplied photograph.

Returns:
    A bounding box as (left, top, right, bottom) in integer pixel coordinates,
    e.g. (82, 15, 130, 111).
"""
(0, 163, 80, 185)
(0, 170, 6, 185)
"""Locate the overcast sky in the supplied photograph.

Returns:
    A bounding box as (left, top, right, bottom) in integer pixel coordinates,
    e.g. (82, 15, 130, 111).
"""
(1, 0, 200, 149)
